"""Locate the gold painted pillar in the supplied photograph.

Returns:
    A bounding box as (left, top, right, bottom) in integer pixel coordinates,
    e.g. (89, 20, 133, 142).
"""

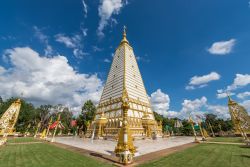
(198, 121, 206, 141)
(51, 113, 61, 143)
(189, 116, 199, 143)
(94, 112, 107, 139)
(208, 122, 215, 137)
(45, 118, 52, 140)
(114, 88, 136, 164)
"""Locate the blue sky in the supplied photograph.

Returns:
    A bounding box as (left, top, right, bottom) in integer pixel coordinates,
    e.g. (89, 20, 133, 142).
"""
(0, 0, 250, 118)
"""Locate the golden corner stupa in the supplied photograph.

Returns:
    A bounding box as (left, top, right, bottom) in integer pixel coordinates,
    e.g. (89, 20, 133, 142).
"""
(86, 27, 162, 139)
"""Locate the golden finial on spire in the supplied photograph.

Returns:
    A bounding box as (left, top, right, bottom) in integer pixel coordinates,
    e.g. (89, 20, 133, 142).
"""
(226, 91, 233, 103)
(123, 25, 127, 37)
(120, 25, 129, 45)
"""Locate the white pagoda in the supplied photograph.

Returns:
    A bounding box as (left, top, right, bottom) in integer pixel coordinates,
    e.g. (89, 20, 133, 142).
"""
(88, 28, 162, 138)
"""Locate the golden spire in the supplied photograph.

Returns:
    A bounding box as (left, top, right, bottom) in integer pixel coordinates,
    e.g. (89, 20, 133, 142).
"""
(227, 92, 235, 105)
(120, 25, 129, 45)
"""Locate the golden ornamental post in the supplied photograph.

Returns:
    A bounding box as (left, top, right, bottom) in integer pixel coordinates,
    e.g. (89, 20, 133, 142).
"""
(45, 117, 52, 140)
(208, 122, 215, 137)
(34, 121, 41, 138)
(114, 89, 136, 165)
(51, 113, 61, 143)
(198, 121, 206, 141)
(189, 116, 199, 143)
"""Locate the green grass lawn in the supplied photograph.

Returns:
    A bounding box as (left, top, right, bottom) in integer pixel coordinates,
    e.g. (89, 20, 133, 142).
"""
(2, 137, 250, 167)
(7, 137, 38, 143)
(140, 144, 250, 167)
(0, 139, 112, 167)
(208, 137, 243, 143)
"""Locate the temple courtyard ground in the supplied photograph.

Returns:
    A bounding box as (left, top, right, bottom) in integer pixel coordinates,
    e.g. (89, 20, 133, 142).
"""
(51, 136, 199, 156)
(0, 137, 249, 167)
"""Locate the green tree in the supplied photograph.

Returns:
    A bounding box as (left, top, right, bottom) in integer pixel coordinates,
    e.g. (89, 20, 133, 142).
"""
(77, 100, 96, 134)
(60, 107, 73, 134)
(205, 114, 233, 134)
(153, 111, 163, 122)
(36, 105, 52, 130)
(181, 119, 193, 135)
(0, 96, 3, 105)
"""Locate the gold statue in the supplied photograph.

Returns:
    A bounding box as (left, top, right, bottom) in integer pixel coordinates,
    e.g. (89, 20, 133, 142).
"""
(227, 95, 250, 143)
(0, 99, 21, 145)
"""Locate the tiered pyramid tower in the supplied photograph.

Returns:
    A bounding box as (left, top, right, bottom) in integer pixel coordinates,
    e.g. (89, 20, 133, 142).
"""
(88, 28, 162, 138)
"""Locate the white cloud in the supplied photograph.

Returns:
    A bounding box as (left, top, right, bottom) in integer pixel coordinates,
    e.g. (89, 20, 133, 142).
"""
(136, 54, 150, 63)
(81, 28, 88, 37)
(104, 58, 111, 63)
(185, 85, 195, 90)
(0, 47, 103, 114)
(206, 105, 230, 119)
(216, 74, 250, 99)
(241, 100, 250, 114)
(55, 33, 87, 58)
(150, 89, 170, 117)
(207, 39, 236, 55)
(167, 96, 230, 120)
(217, 91, 233, 99)
(227, 74, 250, 91)
(97, 0, 128, 37)
(0, 66, 6, 74)
(82, 0, 88, 18)
(166, 97, 207, 120)
(180, 96, 207, 114)
(237, 92, 250, 99)
(216, 89, 236, 99)
(55, 34, 78, 48)
(33, 26, 53, 56)
(217, 74, 250, 99)
(186, 72, 220, 90)
(166, 111, 180, 118)
(93, 46, 103, 52)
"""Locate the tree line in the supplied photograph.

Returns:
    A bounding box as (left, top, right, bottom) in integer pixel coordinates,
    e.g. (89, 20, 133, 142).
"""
(0, 97, 95, 135)
(0, 96, 233, 136)
(153, 112, 233, 136)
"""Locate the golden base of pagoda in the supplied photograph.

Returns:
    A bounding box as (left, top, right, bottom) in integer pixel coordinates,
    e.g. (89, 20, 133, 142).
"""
(116, 150, 134, 165)
(114, 125, 136, 165)
(86, 127, 162, 139)
(115, 125, 136, 152)
(0, 128, 15, 136)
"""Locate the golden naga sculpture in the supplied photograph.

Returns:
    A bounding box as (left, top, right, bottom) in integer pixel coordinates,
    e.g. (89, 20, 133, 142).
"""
(0, 99, 22, 145)
(227, 95, 250, 141)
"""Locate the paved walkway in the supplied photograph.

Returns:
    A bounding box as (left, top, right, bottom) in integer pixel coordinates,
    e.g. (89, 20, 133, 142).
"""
(51, 136, 199, 156)
(49, 138, 198, 166)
